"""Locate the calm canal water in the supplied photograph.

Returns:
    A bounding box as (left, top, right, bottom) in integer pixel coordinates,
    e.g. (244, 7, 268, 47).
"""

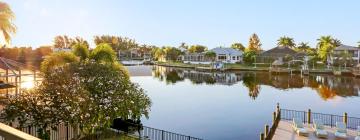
(128, 65, 360, 140)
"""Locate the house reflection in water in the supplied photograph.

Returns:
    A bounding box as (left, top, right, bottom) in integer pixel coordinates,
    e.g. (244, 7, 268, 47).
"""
(152, 66, 360, 100)
(153, 66, 242, 85)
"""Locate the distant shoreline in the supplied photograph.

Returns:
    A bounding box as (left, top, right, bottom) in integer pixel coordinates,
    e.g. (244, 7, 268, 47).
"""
(154, 62, 354, 76)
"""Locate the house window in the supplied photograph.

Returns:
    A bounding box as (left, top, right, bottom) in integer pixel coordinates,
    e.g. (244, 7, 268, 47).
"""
(232, 56, 236, 60)
(354, 51, 358, 57)
(218, 55, 226, 60)
(237, 56, 240, 60)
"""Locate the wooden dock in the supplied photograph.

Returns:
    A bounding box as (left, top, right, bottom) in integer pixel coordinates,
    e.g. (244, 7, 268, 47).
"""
(273, 120, 358, 140)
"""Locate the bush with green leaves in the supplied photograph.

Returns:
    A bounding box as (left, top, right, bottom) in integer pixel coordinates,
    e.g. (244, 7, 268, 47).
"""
(2, 43, 151, 139)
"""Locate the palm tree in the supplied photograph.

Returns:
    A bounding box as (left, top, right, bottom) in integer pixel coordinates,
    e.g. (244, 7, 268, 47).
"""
(297, 42, 310, 51)
(277, 36, 296, 48)
(317, 36, 337, 62)
(231, 43, 245, 51)
(332, 39, 342, 47)
(0, 2, 16, 44)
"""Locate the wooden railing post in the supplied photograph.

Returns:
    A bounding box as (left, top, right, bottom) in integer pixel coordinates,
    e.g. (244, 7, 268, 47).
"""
(307, 109, 311, 124)
(66, 125, 69, 140)
(273, 112, 276, 124)
(276, 103, 281, 119)
(264, 125, 269, 138)
(343, 112, 348, 125)
(260, 133, 264, 140)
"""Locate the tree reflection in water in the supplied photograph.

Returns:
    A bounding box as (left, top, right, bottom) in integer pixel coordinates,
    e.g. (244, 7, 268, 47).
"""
(242, 73, 260, 100)
(152, 66, 360, 100)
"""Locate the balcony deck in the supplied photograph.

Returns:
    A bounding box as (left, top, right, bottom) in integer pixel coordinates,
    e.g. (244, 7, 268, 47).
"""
(273, 120, 358, 140)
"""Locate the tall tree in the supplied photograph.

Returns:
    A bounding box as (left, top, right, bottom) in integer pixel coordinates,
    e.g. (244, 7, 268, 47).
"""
(163, 47, 182, 61)
(317, 36, 339, 62)
(296, 42, 310, 52)
(94, 35, 138, 52)
(231, 43, 245, 52)
(188, 45, 207, 53)
(53, 35, 74, 49)
(297, 42, 310, 50)
(332, 39, 342, 47)
(0, 2, 16, 44)
(204, 51, 216, 62)
(178, 42, 188, 50)
(277, 36, 296, 48)
(247, 33, 262, 53)
(296, 42, 317, 56)
(73, 36, 89, 48)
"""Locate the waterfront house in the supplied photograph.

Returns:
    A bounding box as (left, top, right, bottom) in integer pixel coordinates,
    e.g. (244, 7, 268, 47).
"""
(332, 44, 360, 64)
(259, 46, 306, 63)
(182, 47, 243, 64)
(260, 46, 297, 60)
(211, 47, 243, 63)
(182, 52, 211, 64)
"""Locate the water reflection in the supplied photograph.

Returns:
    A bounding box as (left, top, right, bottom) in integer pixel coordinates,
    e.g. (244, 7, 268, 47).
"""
(152, 66, 360, 100)
(0, 70, 39, 97)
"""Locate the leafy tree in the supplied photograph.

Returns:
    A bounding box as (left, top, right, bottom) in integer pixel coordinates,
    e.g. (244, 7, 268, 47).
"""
(72, 42, 89, 61)
(243, 49, 257, 64)
(335, 51, 353, 68)
(277, 36, 296, 48)
(2, 62, 151, 138)
(188, 45, 207, 53)
(204, 51, 216, 62)
(53, 35, 73, 49)
(40, 51, 79, 72)
(17, 48, 26, 63)
(163, 47, 182, 61)
(0, 2, 16, 44)
(90, 43, 117, 63)
(73, 36, 89, 48)
(317, 36, 340, 62)
(247, 33, 262, 53)
(358, 41, 360, 47)
(94, 35, 138, 52)
(137, 44, 153, 58)
(231, 43, 245, 52)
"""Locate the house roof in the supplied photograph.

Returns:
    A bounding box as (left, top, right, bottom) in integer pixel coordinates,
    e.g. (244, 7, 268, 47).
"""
(210, 47, 243, 55)
(334, 44, 359, 51)
(260, 46, 297, 57)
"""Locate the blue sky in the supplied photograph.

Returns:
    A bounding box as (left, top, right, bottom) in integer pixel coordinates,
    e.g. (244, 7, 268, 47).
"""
(4, 0, 360, 49)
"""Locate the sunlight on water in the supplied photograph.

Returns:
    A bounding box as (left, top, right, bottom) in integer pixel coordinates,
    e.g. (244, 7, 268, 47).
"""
(21, 80, 35, 89)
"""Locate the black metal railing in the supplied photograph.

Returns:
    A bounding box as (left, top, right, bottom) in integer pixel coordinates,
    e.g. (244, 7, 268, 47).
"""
(140, 126, 203, 140)
(281, 109, 360, 130)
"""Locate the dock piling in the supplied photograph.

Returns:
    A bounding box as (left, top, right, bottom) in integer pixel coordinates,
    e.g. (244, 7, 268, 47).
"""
(308, 109, 311, 124)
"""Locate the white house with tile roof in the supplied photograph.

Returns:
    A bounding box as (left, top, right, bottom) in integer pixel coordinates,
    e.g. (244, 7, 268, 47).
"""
(332, 44, 360, 63)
